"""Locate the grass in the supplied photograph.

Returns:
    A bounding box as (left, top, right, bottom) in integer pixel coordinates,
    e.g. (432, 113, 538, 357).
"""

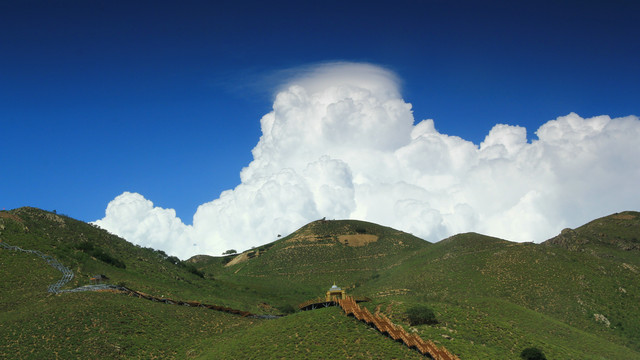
(2, 207, 640, 359)
(194, 307, 425, 359)
(0, 291, 256, 359)
(0, 247, 255, 359)
(198, 219, 431, 310)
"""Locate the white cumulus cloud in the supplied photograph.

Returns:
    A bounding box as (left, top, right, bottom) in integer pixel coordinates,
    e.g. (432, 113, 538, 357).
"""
(94, 62, 640, 259)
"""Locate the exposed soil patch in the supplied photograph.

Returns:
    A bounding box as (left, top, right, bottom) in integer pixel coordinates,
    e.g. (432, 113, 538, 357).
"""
(44, 213, 66, 226)
(186, 254, 213, 263)
(622, 263, 638, 273)
(226, 252, 251, 267)
(613, 213, 636, 220)
(376, 289, 411, 297)
(0, 212, 24, 223)
(338, 234, 378, 247)
(285, 232, 328, 243)
(280, 243, 336, 251)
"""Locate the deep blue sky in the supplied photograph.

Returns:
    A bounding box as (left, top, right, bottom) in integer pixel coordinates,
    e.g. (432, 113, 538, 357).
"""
(1, 0, 638, 223)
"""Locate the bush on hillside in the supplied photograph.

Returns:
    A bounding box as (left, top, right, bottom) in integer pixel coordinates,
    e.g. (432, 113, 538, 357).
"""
(75, 241, 126, 269)
(185, 264, 205, 278)
(76, 241, 95, 252)
(166, 256, 181, 265)
(93, 250, 126, 269)
(520, 347, 547, 360)
(278, 303, 296, 314)
(406, 305, 438, 326)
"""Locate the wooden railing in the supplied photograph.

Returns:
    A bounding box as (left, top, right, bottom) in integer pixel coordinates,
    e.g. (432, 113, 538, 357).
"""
(298, 296, 372, 310)
(338, 296, 460, 360)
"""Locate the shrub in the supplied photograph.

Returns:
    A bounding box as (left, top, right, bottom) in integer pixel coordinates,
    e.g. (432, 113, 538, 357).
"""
(75, 242, 126, 268)
(406, 305, 438, 326)
(75, 241, 95, 252)
(185, 264, 205, 278)
(222, 249, 237, 255)
(166, 256, 181, 266)
(520, 347, 547, 360)
(93, 250, 126, 268)
(278, 303, 296, 314)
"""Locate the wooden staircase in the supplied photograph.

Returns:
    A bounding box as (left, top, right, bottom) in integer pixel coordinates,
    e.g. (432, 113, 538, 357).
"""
(338, 296, 460, 360)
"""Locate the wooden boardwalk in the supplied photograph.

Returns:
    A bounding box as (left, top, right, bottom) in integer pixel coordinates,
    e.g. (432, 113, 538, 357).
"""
(337, 296, 460, 360)
(298, 296, 371, 311)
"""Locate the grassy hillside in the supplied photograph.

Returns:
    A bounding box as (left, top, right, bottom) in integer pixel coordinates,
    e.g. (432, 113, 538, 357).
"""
(196, 219, 430, 312)
(194, 307, 425, 359)
(2, 207, 640, 359)
(359, 231, 640, 359)
(545, 211, 640, 260)
(0, 207, 277, 312)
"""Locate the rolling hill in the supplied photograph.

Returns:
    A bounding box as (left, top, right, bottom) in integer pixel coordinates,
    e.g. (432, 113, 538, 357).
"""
(1, 207, 639, 359)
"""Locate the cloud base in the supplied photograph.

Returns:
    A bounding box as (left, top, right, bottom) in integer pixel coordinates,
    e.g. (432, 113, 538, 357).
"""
(94, 62, 640, 259)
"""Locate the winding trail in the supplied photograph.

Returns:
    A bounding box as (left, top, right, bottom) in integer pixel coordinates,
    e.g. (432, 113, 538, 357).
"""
(0, 241, 77, 293)
(0, 240, 263, 317)
(2, 240, 458, 357)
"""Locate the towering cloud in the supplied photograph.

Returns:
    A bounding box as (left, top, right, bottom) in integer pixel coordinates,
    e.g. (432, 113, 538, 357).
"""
(94, 62, 640, 259)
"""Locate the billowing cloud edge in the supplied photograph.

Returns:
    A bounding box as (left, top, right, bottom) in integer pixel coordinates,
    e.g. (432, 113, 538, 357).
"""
(93, 63, 640, 259)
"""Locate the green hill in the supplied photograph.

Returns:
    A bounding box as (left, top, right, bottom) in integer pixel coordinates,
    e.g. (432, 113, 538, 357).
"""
(1, 207, 639, 359)
(545, 211, 640, 255)
(194, 219, 430, 311)
(368, 228, 640, 358)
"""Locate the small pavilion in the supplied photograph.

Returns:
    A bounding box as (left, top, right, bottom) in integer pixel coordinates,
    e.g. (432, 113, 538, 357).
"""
(299, 284, 369, 311)
(325, 283, 346, 302)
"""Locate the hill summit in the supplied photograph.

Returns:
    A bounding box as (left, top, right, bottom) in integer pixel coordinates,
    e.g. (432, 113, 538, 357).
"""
(216, 218, 429, 275)
(544, 211, 640, 251)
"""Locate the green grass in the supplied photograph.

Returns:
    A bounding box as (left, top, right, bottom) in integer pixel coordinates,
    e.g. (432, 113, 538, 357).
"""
(197, 219, 431, 310)
(2, 207, 640, 359)
(0, 291, 256, 359)
(0, 247, 256, 359)
(348, 229, 640, 358)
(194, 307, 425, 359)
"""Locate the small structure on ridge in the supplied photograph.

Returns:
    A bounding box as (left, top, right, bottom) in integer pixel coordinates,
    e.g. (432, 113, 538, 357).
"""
(298, 283, 369, 311)
(326, 283, 346, 302)
(90, 274, 109, 284)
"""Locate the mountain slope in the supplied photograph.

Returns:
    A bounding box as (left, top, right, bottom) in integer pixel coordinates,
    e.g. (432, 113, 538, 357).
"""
(367, 230, 640, 358)
(2, 207, 640, 359)
(0, 207, 280, 312)
(196, 219, 431, 309)
(545, 211, 639, 248)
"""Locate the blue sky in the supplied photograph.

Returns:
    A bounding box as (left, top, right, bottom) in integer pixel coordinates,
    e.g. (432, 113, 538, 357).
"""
(2, 0, 639, 228)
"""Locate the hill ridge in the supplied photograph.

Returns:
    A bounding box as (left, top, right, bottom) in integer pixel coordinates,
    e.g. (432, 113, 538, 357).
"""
(2, 207, 640, 359)
(544, 211, 640, 251)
